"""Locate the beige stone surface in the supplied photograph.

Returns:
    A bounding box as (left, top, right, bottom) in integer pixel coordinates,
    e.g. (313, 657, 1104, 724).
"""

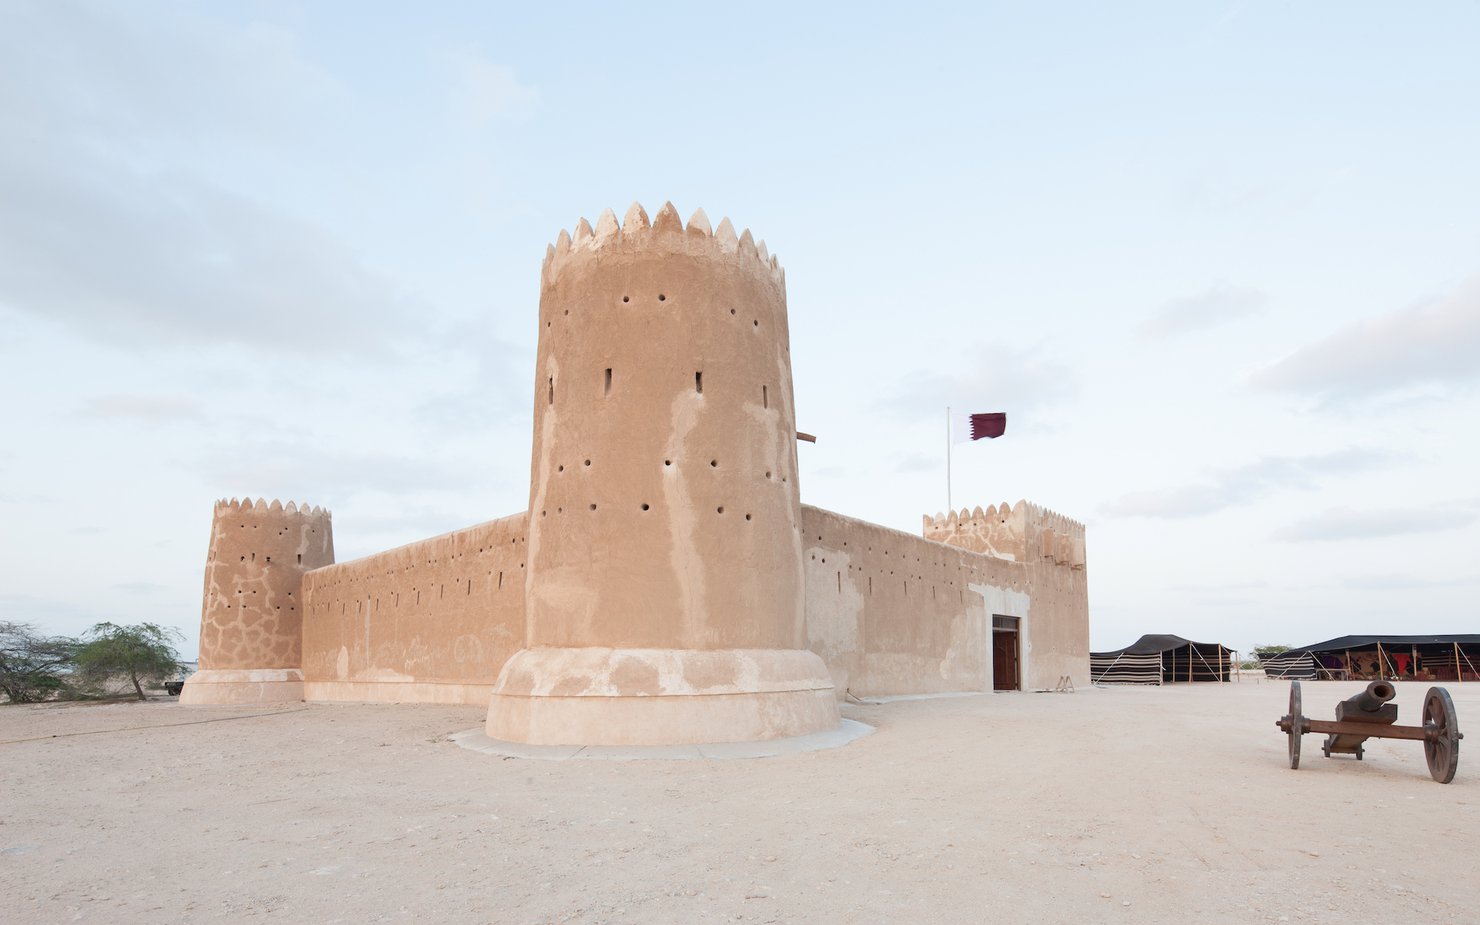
(486, 647, 837, 745)
(194, 498, 334, 672)
(489, 202, 837, 743)
(923, 501, 1090, 689)
(523, 203, 804, 652)
(300, 681, 495, 705)
(300, 514, 527, 699)
(809, 505, 1091, 694)
(182, 203, 1090, 745)
(177, 668, 304, 705)
(4, 681, 1477, 923)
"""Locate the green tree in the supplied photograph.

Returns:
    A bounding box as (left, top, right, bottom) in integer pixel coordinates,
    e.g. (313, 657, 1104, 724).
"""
(74, 622, 183, 701)
(0, 622, 80, 703)
(1252, 644, 1292, 661)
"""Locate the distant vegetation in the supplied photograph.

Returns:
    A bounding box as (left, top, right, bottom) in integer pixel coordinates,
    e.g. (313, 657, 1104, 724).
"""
(0, 621, 186, 704)
(0, 622, 80, 703)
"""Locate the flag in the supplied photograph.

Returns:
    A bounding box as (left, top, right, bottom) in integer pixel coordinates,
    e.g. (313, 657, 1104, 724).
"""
(951, 412, 1006, 443)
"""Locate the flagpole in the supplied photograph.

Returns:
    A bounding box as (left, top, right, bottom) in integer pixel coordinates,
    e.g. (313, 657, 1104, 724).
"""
(946, 405, 952, 514)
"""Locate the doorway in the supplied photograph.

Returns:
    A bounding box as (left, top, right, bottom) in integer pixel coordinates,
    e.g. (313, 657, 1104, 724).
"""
(992, 615, 1020, 691)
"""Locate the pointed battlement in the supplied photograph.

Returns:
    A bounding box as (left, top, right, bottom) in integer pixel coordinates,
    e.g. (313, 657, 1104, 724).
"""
(541, 201, 785, 290)
(217, 497, 332, 519)
(923, 500, 1085, 569)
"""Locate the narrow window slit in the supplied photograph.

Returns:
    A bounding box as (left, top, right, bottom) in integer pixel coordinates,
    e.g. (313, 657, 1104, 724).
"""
(695, 371, 703, 394)
(762, 385, 768, 408)
(548, 377, 554, 405)
(604, 368, 612, 396)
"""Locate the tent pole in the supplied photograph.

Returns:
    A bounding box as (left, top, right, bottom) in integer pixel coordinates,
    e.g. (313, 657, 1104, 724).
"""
(1461, 644, 1480, 681)
(1376, 641, 1384, 680)
(1457, 642, 1464, 681)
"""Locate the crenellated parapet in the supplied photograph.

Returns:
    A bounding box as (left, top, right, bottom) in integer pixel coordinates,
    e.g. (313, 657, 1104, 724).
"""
(216, 496, 330, 518)
(541, 201, 785, 293)
(923, 500, 1085, 570)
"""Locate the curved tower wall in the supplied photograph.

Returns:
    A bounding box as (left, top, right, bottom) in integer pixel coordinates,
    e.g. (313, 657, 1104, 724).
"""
(486, 202, 838, 745)
(180, 497, 335, 704)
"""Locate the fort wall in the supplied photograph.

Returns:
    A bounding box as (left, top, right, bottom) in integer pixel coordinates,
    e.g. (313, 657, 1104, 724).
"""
(804, 502, 1089, 695)
(487, 203, 837, 745)
(924, 502, 1090, 687)
(181, 498, 335, 704)
(521, 202, 805, 651)
(299, 513, 528, 705)
(182, 201, 1091, 741)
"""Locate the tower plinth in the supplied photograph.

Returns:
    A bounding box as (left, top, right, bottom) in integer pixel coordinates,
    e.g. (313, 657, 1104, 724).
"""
(180, 498, 334, 704)
(485, 203, 839, 745)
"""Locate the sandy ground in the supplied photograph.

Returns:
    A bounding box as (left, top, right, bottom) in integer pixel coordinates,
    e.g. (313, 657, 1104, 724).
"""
(2, 680, 1476, 925)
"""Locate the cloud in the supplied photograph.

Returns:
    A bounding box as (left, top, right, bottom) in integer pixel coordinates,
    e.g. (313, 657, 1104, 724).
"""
(412, 320, 533, 424)
(0, 1, 416, 354)
(0, 159, 417, 353)
(112, 581, 168, 594)
(1342, 574, 1477, 591)
(80, 395, 207, 423)
(445, 49, 539, 126)
(893, 453, 939, 474)
(1138, 282, 1266, 338)
(885, 342, 1075, 426)
(199, 442, 485, 500)
(1273, 500, 1480, 542)
(1249, 275, 1480, 403)
(1102, 447, 1396, 519)
(1169, 580, 1270, 593)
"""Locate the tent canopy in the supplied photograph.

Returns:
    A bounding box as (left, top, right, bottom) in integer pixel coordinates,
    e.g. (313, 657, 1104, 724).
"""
(1279, 635, 1480, 657)
(1093, 634, 1230, 658)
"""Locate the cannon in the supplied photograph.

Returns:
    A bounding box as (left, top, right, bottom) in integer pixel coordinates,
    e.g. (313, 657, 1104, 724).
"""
(1323, 680, 1398, 759)
(1276, 681, 1462, 784)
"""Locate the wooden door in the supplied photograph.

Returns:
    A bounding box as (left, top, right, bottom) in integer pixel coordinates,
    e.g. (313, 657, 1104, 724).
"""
(993, 630, 1019, 691)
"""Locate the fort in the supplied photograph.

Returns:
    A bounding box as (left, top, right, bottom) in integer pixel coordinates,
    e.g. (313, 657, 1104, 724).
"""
(181, 202, 1091, 747)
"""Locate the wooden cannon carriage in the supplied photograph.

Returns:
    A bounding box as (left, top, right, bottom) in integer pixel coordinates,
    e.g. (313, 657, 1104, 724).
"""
(1276, 681, 1462, 784)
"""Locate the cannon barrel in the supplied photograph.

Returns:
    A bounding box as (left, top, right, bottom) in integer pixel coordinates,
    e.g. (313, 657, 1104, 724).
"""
(1340, 681, 1397, 717)
(1326, 680, 1399, 757)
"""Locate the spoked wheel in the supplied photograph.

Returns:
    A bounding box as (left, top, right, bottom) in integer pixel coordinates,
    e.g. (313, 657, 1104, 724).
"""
(1286, 681, 1303, 770)
(1423, 687, 1461, 784)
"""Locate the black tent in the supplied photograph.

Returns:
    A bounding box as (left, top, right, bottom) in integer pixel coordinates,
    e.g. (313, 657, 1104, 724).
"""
(1091, 634, 1233, 685)
(1269, 635, 1480, 682)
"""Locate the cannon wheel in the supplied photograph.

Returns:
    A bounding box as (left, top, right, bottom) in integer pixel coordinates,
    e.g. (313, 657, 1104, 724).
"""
(1423, 687, 1460, 784)
(1287, 681, 1303, 770)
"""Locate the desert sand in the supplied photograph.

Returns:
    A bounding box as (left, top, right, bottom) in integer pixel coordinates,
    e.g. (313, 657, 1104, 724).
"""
(2, 680, 1476, 924)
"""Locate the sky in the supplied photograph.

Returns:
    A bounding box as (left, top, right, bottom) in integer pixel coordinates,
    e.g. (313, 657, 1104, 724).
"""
(2, 1, 1478, 661)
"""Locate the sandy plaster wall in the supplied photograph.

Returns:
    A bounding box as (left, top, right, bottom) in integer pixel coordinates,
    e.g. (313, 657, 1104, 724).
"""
(197, 501, 335, 671)
(1017, 526, 1090, 689)
(801, 505, 1089, 695)
(802, 505, 1006, 696)
(525, 209, 805, 651)
(925, 501, 1090, 689)
(299, 513, 527, 700)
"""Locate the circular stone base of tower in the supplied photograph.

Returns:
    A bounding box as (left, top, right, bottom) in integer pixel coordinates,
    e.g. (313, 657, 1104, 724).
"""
(485, 647, 839, 746)
(179, 668, 305, 705)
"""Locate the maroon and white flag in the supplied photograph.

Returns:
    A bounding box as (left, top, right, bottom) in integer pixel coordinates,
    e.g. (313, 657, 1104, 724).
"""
(951, 411, 1007, 443)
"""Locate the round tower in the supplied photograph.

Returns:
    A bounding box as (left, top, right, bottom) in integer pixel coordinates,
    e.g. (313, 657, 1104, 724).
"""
(485, 202, 839, 746)
(180, 497, 335, 704)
